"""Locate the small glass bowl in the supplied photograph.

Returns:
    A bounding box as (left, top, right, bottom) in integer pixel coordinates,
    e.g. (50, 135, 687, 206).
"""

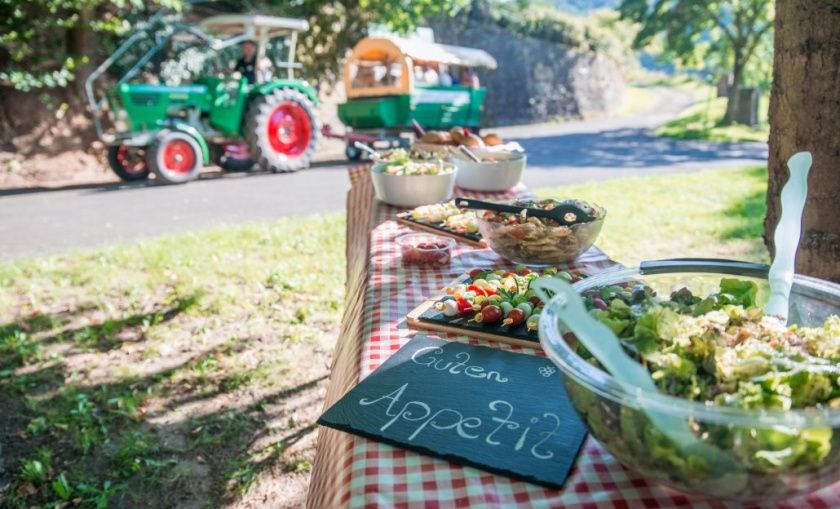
(397, 233, 455, 267)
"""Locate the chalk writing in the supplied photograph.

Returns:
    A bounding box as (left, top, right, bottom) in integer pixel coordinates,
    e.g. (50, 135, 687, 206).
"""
(411, 346, 509, 383)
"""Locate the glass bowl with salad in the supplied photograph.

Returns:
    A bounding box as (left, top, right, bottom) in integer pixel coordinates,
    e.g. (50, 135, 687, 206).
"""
(476, 198, 605, 265)
(371, 149, 457, 208)
(538, 258, 840, 501)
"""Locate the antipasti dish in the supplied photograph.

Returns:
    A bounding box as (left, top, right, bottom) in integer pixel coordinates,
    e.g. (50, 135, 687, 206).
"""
(370, 149, 456, 207)
(476, 198, 605, 265)
(396, 201, 483, 246)
(539, 258, 840, 501)
(397, 233, 455, 267)
(407, 266, 589, 347)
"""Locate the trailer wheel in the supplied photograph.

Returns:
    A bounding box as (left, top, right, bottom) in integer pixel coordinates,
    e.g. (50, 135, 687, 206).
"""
(345, 143, 362, 161)
(107, 145, 150, 181)
(245, 88, 319, 172)
(148, 131, 203, 184)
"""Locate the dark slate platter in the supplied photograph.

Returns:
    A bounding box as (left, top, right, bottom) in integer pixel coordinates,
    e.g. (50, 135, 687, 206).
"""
(318, 336, 587, 490)
(417, 305, 538, 344)
(396, 213, 484, 243)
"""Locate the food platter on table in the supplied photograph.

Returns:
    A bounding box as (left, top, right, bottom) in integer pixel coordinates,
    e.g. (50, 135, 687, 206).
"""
(406, 266, 588, 348)
(396, 199, 485, 247)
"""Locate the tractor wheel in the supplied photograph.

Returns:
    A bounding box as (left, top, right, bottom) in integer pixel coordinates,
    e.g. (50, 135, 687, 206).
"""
(148, 131, 203, 184)
(107, 145, 150, 181)
(245, 88, 319, 173)
(211, 142, 255, 172)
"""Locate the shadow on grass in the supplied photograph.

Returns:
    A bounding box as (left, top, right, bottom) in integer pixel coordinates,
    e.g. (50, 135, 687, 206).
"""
(0, 297, 329, 508)
(0, 296, 199, 372)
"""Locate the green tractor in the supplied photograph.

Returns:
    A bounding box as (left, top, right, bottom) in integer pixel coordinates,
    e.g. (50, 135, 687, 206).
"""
(86, 13, 320, 184)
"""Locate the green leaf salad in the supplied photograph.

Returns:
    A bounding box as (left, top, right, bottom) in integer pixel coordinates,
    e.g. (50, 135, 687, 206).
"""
(568, 278, 840, 497)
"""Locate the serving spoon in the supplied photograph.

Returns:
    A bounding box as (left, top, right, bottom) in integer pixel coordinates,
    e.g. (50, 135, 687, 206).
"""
(454, 197, 595, 226)
(765, 152, 812, 322)
(353, 141, 380, 159)
(532, 277, 748, 494)
(458, 145, 483, 163)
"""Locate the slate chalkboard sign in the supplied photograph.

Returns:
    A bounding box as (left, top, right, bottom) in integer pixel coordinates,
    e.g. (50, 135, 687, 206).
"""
(318, 336, 587, 489)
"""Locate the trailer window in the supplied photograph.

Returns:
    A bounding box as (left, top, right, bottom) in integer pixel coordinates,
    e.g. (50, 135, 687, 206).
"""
(349, 60, 402, 89)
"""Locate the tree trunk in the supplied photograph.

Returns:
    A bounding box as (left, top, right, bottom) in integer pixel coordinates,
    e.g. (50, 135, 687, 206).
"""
(723, 55, 744, 125)
(66, 6, 95, 103)
(765, 0, 840, 282)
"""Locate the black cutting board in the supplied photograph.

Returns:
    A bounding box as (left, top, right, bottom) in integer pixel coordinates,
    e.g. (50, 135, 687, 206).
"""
(418, 304, 537, 343)
(396, 213, 484, 246)
(318, 336, 587, 489)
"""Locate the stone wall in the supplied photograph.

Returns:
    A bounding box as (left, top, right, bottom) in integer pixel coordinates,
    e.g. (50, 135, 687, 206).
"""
(428, 15, 627, 126)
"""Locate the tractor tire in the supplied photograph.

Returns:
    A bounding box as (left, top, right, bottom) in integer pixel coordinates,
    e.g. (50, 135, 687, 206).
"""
(245, 88, 319, 173)
(107, 145, 150, 181)
(147, 130, 203, 184)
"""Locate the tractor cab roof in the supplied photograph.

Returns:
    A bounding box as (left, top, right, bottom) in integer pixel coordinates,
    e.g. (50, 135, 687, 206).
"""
(199, 14, 309, 39)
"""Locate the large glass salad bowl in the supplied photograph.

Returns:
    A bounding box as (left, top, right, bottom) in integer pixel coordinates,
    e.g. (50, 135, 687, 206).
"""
(539, 258, 840, 501)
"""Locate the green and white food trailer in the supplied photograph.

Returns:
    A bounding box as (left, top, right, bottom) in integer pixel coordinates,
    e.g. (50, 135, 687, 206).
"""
(330, 36, 497, 159)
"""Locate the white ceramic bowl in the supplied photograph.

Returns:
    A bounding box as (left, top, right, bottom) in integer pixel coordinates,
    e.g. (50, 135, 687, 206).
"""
(370, 163, 457, 208)
(452, 149, 526, 192)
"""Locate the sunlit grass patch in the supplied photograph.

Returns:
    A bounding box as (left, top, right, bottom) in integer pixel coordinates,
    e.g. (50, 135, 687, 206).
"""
(655, 85, 769, 143)
(536, 166, 769, 266)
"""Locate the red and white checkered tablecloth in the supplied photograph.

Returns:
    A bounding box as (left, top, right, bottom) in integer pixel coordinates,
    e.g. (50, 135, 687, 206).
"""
(308, 168, 840, 509)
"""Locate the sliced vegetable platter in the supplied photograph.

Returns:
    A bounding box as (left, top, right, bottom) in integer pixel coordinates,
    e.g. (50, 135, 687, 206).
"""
(396, 201, 485, 247)
(396, 213, 485, 247)
(406, 266, 588, 348)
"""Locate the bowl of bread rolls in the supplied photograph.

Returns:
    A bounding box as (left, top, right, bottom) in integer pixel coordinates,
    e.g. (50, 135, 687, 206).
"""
(413, 127, 504, 152)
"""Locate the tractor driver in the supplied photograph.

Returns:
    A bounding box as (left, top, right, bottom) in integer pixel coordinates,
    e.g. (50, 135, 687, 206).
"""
(233, 40, 258, 84)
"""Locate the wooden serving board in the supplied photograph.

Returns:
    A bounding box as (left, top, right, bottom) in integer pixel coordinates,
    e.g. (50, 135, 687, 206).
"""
(396, 214, 486, 248)
(406, 274, 541, 349)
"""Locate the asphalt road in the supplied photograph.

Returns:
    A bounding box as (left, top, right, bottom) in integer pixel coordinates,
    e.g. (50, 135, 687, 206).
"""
(0, 87, 767, 259)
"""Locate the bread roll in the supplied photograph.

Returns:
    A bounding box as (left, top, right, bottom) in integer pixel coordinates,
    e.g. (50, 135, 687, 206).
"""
(449, 127, 467, 144)
(462, 133, 485, 148)
(482, 133, 503, 146)
(420, 131, 450, 144)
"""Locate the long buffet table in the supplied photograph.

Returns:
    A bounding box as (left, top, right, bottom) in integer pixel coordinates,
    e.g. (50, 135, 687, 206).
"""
(306, 167, 840, 509)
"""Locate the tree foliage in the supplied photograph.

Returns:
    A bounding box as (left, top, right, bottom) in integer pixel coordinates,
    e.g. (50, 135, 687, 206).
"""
(618, 0, 773, 124)
(258, 0, 465, 88)
(0, 0, 181, 92)
(485, 2, 639, 71)
(0, 0, 463, 95)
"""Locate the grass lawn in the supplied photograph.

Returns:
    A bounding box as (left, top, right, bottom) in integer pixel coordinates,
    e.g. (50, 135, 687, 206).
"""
(655, 85, 769, 143)
(0, 217, 345, 508)
(0, 166, 768, 508)
(536, 166, 770, 266)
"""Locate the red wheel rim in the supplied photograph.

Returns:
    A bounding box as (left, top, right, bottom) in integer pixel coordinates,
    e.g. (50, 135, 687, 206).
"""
(266, 103, 312, 157)
(162, 139, 196, 174)
(117, 146, 146, 174)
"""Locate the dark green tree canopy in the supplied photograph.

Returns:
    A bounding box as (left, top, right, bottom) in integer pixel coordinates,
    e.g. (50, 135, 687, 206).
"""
(0, 0, 464, 94)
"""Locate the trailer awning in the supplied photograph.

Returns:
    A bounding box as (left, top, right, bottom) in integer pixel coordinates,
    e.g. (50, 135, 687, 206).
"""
(353, 37, 497, 69)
